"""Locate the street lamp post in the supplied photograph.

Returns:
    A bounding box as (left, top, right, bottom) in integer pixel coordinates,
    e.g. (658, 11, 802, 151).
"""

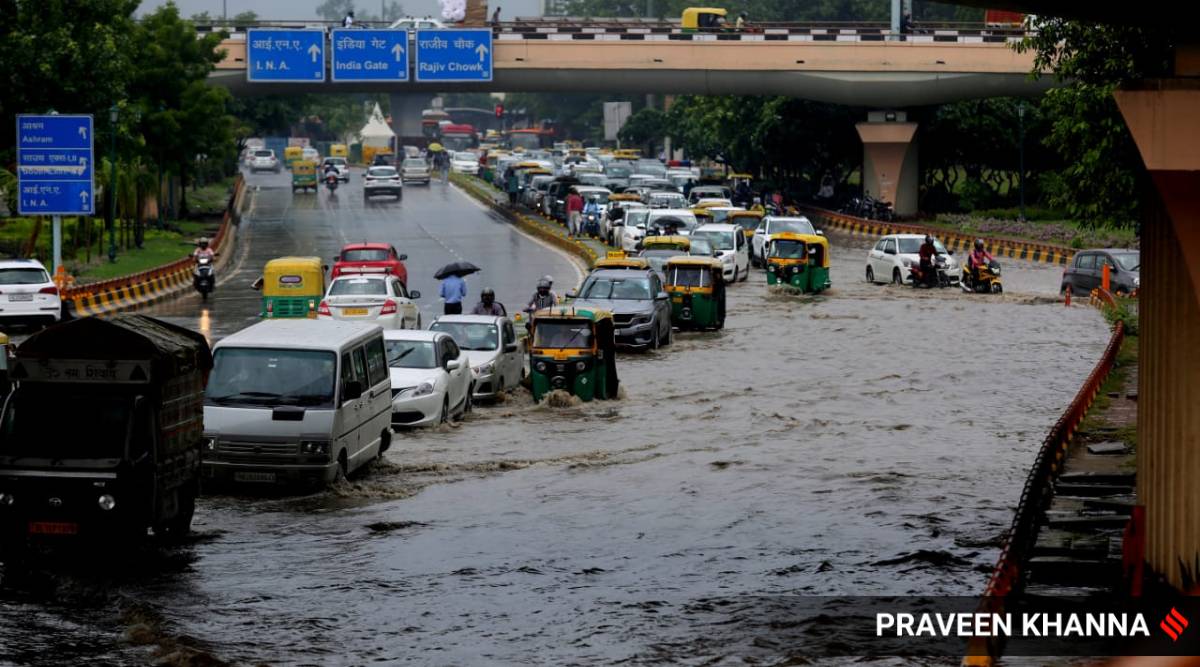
(1018, 102, 1026, 222)
(108, 104, 118, 263)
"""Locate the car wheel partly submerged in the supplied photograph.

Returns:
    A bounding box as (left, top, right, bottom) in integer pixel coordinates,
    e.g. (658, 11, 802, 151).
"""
(893, 268, 904, 285)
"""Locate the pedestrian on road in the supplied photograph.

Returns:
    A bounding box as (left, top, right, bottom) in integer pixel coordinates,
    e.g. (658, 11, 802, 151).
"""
(440, 273, 467, 315)
(342, 11, 355, 28)
(505, 169, 520, 207)
(491, 7, 502, 26)
(566, 188, 584, 237)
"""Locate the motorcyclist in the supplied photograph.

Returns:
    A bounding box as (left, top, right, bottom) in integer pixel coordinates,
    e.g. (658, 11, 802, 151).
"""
(192, 237, 215, 262)
(967, 239, 994, 283)
(582, 197, 602, 236)
(525, 277, 557, 312)
(472, 287, 507, 316)
(917, 234, 938, 285)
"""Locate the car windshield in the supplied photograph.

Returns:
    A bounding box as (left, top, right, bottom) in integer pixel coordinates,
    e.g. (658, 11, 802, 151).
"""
(207, 348, 337, 408)
(625, 210, 650, 227)
(583, 192, 610, 204)
(771, 219, 816, 235)
(770, 239, 808, 259)
(606, 165, 631, 178)
(896, 237, 949, 254)
(1113, 252, 1139, 271)
(534, 321, 593, 349)
(368, 167, 398, 177)
(0, 268, 50, 285)
(693, 230, 735, 250)
(430, 322, 499, 351)
(732, 216, 760, 231)
(341, 249, 390, 262)
(581, 276, 652, 300)
(329, 278, 387, 296)
(1, 389, 131, 459)
(403, 159, 427, 168)
(688, 238, 715, 256)
(326, 158, 346, 165)
(385, 340, 437, 369)
(669, 265, 708, 287)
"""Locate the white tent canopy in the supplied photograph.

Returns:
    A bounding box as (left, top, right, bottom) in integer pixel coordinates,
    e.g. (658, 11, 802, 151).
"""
(358, 103, 395, 148)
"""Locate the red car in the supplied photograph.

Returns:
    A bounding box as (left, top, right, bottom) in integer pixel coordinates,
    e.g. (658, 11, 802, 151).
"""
(331, 243, 409, 285)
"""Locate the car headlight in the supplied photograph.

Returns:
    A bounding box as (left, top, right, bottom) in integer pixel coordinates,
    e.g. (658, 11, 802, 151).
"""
(721, 254, 733, 264)
(1132, 276, 1139, 287)
(300, 441, 330, 455)
(631, 315, 651, 326)
(410, 382, 435, 397)
(0, 493, 14, 507)
(98, 494, 116, 511)
(575, 360, 587, 371)
(204, 437, 217, 451)
(767, 264, 776, 272)
(993, 265, 1002, 275)
(534, 361, 547, 373)
(473, 361, 495, 375)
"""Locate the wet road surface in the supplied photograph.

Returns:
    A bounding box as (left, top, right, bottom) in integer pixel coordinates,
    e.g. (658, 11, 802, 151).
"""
(0, 173, 1111, 665)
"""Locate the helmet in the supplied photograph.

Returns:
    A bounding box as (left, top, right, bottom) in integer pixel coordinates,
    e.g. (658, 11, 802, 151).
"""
(542, 274, 554, 286)
(923, 235, 933, 244)
(974, 239, 985, 251)
(482, 287, 495, 302)
(536, 278, 551, 292)
(198, 237, 210, 248)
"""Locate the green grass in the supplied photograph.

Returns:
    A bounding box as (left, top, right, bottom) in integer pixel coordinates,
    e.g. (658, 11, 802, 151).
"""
(185, 177, 238, 216)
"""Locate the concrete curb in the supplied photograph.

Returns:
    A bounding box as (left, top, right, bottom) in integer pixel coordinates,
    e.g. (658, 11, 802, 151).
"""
(64, 175, 246, 317)
(451, 173, 601, 268)
(797, 205, 1076, 266)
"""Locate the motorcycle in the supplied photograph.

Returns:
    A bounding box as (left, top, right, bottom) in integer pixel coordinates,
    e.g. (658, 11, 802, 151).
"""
(908, 256, 952, 288)
(324, 173, 339, 194)
(194, 255, 216, 300)
(961, 259, 1004, 294)
(582, 211, 601, 238)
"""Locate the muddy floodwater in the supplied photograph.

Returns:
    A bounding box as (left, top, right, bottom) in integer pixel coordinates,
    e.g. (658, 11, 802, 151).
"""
(0, 207, 1110, 664)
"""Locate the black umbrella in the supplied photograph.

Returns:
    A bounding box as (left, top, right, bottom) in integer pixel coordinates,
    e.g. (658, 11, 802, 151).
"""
(434, 261, 481, 280)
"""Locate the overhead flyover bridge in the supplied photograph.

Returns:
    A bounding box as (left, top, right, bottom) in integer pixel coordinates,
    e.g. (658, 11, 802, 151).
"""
(205, 19, 1049, 215)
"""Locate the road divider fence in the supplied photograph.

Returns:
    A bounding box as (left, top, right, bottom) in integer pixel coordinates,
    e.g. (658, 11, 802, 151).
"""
(963, 286, 1127, 666)
(797, 205, 1075, 266)
(64, 175, 246, 317)
(450, 173, 600, 268)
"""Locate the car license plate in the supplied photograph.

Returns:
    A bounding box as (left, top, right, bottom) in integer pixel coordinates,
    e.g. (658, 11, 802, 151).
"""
(234, 471, 277, 483)
(342, 307, 369, 316)
(28, 521, 79, 535)
(9, 294, 33, 302)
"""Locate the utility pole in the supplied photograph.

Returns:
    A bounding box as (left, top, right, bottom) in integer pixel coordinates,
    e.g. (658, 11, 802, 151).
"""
(1018, 102, 1026, 222)
(223, 0, 227, 21)
(108, 104, 118, 263)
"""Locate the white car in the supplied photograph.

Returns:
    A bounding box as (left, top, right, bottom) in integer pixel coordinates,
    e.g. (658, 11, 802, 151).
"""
(363, 166, 403, 200)
(401, 158, 431, 184)
(691, 223, 751, 283)
(319, 272, 421, 330)
(647, 191, 687, 209)
(429, 315, 524, 400)
(646, 208, 699, 236)
(249, 149, 281, 173)
(389, 16, 446, 29)
(752, 216, 819, 266)
(865, 233, 962, 285)
(619, 209, 651, 253)
(450, 152, 480, 175)
(385, 330, 472, 427)
(0, 259, 62, 327)
(301, 147, 320, 164)
(321, 157, 350, 182)
(602, 201, 648, 247)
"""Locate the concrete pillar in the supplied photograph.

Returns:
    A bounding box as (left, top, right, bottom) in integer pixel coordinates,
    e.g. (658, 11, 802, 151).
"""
(856, 111, 918, 216)
(388, 92, 435, 144)
(1113, 81, 1200, 590)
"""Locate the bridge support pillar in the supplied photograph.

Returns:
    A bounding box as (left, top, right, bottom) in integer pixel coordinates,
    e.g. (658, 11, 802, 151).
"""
(1113, 81, 1200, 590)
(856, 113, 918, 216)
(389, 93, 435, 145)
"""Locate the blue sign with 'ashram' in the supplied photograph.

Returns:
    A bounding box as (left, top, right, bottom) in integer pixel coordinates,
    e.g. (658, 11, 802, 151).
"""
(16, 114, 95, 216)
(414, 29, 493, 82)
(331, 29, 409, 82)
(246, 29, 326, 82)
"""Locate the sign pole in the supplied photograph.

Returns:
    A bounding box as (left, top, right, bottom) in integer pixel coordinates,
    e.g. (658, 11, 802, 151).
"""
(52, 215, 62, 275)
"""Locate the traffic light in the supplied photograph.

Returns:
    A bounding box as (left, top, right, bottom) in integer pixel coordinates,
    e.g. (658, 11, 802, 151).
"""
(495, 104, 504, 118)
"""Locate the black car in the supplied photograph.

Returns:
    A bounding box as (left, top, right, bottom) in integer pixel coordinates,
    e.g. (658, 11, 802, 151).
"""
(1061, 249, 1140, 296)
(567, 269, 673, 350)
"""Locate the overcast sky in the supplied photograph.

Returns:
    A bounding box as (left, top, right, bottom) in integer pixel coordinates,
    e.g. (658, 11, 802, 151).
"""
(139, 0, 543, 20)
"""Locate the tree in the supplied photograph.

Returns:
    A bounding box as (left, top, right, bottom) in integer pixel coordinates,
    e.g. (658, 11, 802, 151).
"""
(316, 0, 356, 21)
(1015, 18, 1174, 226)
(618, 108, 665, 152)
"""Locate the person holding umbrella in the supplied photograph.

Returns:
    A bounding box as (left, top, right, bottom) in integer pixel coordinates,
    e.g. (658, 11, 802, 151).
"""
(435, 261, 480, 315)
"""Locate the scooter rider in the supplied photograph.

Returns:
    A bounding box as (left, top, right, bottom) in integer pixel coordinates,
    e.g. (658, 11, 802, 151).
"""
(193, 237, 215, 262)
(967, 239, 994, 283)
(525, 277, 557, 312)
(472, 287, 507, 316)
(917, 234, 938, 285)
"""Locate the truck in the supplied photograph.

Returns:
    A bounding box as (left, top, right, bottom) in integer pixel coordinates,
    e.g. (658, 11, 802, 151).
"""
(0, 315, 212, 556)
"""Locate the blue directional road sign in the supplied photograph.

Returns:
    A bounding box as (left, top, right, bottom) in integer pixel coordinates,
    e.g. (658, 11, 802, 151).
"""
(415, 29, 493, 82)
(331, 29, 409, 82)
(16, 114, 95, 216)
(246, 29, 326, 82)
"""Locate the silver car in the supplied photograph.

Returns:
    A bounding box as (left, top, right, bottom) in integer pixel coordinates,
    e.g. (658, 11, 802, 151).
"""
(568, 269, 673, 350)
(401, 158, 431, 184)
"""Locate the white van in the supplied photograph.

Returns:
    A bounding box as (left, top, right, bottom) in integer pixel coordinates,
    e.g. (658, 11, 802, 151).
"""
(202, 319, 392, 487)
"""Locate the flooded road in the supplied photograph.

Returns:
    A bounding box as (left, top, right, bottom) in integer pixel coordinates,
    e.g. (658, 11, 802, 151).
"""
(0, 176, 1110, 665)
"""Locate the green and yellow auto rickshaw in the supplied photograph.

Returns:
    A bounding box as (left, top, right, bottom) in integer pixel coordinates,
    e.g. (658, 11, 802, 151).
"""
(291, 160, 318, 193)
(664, 256, 726, 330)
(529, 307, 619, 403)
(728, 209, 763, 244)
(592, 254, 652, 273)
(253, 256, 328, 318)
(283, 146, 304, 170)
(682, 7, 728, 32)
(765, 232, 831, 293)
(640, 235, 691, 252)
